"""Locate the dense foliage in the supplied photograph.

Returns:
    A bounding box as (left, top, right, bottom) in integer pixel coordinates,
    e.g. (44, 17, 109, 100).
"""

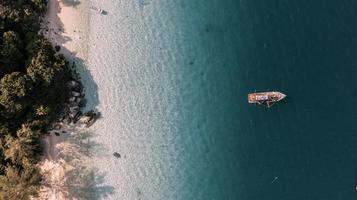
(0, 1, 73, 199)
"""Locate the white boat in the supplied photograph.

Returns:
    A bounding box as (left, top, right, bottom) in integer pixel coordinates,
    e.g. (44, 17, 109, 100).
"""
(90, 6, 104, 14)
(248, 91, 286, 108)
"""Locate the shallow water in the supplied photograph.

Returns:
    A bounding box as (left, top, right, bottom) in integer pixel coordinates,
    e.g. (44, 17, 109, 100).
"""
(83, 0, 357, 199)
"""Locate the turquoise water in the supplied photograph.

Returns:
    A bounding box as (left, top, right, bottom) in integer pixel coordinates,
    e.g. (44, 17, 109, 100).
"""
(174, 0, 357, 199)
(86, 0, 357, 199)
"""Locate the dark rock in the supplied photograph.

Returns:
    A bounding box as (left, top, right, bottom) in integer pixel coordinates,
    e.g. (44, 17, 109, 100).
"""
(69, 105, 80, 112)
(69, 97, 76, 102)
(58, 113, 65, 122)
(53, 124, 61, 130)
(67, 80, 79, 89)
(113, 152, 121, 158)
(76, 97, 82, 104)
(81, 110, 100, 127)
(73, 111, 83, 123)
(54, 132, 60, 136)
(70, 91, 81, 97)
(69, 110, 79, 119)
(54, 45, 61, 52)
(69, 101, 79, 108)
(63, 117, 71, 124)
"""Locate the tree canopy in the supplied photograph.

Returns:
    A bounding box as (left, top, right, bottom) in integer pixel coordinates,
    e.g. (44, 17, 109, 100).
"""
(0, 0, 78, 199)
(0, 165, 42, 200)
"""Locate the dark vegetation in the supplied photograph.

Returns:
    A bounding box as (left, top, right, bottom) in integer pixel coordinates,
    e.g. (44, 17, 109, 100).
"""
(0, 1, 76, 199)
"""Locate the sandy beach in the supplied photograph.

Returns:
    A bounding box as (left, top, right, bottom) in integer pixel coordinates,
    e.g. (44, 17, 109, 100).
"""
(43, 0, 90, 59)
(37, 126, 99, 200)
(38, 0, 222, 198)
(37, 132, 70, 200)
(36, 0, 94, 199)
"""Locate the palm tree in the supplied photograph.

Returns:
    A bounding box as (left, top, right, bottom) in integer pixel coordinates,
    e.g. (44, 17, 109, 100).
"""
(0, 165, 42, 200)
(3, 125, 39, 165)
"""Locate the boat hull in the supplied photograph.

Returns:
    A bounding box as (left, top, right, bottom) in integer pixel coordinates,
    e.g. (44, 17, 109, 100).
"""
(248, 91, 286, 107)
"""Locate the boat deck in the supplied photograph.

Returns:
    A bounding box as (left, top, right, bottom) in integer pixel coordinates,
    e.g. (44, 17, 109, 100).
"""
(248, 91, 286, 107)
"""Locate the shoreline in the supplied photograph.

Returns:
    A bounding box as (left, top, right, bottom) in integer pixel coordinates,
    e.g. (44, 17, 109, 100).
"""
(37, 0, 95, 199)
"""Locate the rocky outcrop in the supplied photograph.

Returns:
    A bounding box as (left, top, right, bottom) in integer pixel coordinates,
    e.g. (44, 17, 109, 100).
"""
(67, 80, 79, 89)
(79, 110, 100, 128)
(63, 79, 85, 124)
(57, 80, 100, 128)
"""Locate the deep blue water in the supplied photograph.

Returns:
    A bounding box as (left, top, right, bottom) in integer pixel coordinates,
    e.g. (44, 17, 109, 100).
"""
(176, 0, 357, 199)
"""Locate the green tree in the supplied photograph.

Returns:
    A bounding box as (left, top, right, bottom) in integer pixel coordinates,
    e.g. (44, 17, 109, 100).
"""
(0, 0, 46, 30)
(0, 124, 9, 139)
(3, 125, 40, 165)
(0, 0, 82, 196)
(0, 72, 31, 114)
(1, 31, 22, 67)
(0, 165, 42, 200)
(35, 104, 50, 116)
(27, 49, 60, 84)
(25, 38, 53, 59)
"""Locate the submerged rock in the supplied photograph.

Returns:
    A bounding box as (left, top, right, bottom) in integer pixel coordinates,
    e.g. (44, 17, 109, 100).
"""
(76, 97, 82, 104)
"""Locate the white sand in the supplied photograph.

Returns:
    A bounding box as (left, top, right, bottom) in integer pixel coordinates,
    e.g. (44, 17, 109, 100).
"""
(37, 127, 98, 200)
(36, 133, 70, 200)
(43, 0, 90, 59)
(38, 126, 96, 200)
(36, 0, 93, 199)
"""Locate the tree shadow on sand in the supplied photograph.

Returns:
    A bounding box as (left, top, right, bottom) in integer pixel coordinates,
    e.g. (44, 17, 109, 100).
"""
(66, 167, 115, 200)
(63, 48, 100, 111)
(54, 129, 115, 199)
(41, 0, 72, 44)
(42, 0, 99, 110)
(56, 131, 103, 161)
